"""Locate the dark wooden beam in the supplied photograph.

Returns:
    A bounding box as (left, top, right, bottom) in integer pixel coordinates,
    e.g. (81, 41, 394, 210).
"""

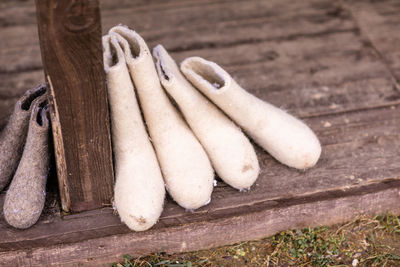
(34, 0, 114, 212)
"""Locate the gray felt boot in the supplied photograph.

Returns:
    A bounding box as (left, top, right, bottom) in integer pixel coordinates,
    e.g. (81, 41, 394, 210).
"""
(3, 94, 50, 229)
(0, 85, 47, 191)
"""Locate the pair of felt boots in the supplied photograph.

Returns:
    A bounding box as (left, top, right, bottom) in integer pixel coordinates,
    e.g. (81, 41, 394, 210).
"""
(103, 26, 322, 232)
(0, 85, 50, 229)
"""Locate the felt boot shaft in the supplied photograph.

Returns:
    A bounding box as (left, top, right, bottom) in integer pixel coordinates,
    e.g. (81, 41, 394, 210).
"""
(181, 57, 321, 169)
(103, 35, 165, 231)
(3, 94, 49, 229)
(0, 85, 46, 191)
(109, 27, 214, 210)
(153, 45, 259, 190)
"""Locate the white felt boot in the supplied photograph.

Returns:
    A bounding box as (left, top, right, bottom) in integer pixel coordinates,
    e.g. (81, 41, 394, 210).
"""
(103, 35, 165, 231)
(109, 26, 214, 210)
(181, 57, 321, 169)
(153, 45, 259, 191)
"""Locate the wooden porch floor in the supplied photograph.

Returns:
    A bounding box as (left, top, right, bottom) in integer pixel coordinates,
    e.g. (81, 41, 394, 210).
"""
(0, 0, 399, 265)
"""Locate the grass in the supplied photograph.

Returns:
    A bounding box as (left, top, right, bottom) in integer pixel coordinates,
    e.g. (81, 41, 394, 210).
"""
(111, 213, 400, 267)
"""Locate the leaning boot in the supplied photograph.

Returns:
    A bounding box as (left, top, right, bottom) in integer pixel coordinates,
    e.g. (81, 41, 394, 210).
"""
(0, 85, 46, 191)
(181, 57, 321, 169)
(110, 27, 214, 210)
(3, 95, 50, 229)
(103, 34, 165, 231)
(153, 45, 260, 191)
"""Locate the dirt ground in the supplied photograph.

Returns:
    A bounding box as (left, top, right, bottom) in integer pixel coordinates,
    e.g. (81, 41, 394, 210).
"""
(111, 214, 400, 267)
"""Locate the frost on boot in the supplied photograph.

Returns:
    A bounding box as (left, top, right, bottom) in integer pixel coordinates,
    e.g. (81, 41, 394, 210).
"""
(3, 95, 50, 229)
(0, 85, 46, 191)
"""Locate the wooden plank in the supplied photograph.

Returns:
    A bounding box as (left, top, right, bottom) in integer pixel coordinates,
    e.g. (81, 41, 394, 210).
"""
(1, 72, 396, 129)
(171, 31, 400, 117)
(346, 0, 400, 83)
(0, 71, 43, 99)
(0, 104, 399, 251)
(34, 0, 114, 212)
(0, 0, 355, 73)
(0, 0, 399, 265)
(1, 32, 398, 123)
(2, 0, 398, 119)
(1, 175, 400, 265)
(0, 0, 338, 28)
(0, 22, 398, 119)
(0, 0, 211, 25)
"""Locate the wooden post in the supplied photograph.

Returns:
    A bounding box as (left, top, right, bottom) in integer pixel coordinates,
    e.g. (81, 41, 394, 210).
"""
(34, 0, 114, 212)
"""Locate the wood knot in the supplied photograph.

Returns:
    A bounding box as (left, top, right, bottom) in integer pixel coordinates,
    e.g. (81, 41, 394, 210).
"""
(63, 0, 98, 32)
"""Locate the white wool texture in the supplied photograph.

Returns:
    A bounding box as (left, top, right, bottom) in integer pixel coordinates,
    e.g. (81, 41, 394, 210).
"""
(153, 45, 260, 190)
(180, 57, 321, 169)
(109, 26, 214, 210)
(103, 35, 165, 231)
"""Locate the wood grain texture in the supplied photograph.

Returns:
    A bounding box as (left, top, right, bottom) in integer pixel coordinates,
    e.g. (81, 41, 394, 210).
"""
(0, 0, 399, 265)
(1, 173, 400, 266)
(1, 1, 399, 122)
(1, 0, 399, 118)
(346, 0, 400, 84)
(34, 0, 114, 212)
(0, 104, 399, 263)
(2, 0, 356, 73)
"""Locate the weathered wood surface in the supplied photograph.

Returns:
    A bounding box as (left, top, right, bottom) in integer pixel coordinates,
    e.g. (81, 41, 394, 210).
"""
(0, 104, 400, 250)
(345, 0, 400, 84)
(0, 0, 399, 265)
(1, 175, 400, 266)
(34, 0, 114, 212)
(1, 1, 399, 122)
